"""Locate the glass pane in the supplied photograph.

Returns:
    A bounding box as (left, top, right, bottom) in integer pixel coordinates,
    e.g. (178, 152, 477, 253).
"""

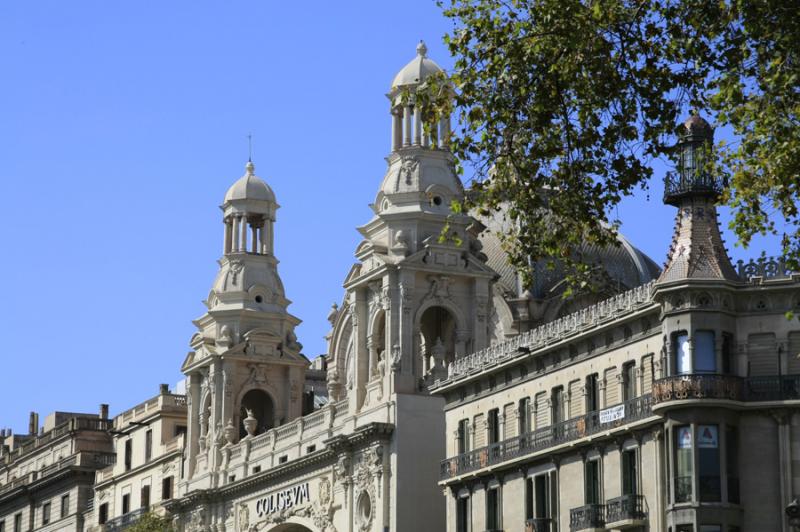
(676, 334, 692, 374)
(695, 331, 716, 373)
(698, 425, 721, 502)
(675, 426, 693, 502)
(726, 426, 740, 503)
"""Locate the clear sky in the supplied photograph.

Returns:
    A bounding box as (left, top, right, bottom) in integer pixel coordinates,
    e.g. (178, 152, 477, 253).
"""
(0, 1, 782, 434)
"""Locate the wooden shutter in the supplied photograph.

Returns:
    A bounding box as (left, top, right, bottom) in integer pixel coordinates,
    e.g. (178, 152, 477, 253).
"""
(535, 392, 549, 428)
(503, 404, 515, 439)
(569, 380, 583, 418)
(605, 367, 619, 406)
(473, 414, 486, 448)
(788, 332, 800, 375)
(642, 354, 654, 394)
(748, 333, 777, 376)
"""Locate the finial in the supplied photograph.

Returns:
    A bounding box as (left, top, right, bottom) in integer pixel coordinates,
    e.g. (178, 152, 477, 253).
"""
(416, 40, 427, 57)
(247, 132, 253, 162)
(245, 160, 255, 176)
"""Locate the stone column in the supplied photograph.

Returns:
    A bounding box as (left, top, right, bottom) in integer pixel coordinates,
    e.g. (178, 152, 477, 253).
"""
(404, 105, 413, 147)
(251, 223, 258, 253)
(239, 215, 248, 252)
(392, 107, 403, 151)
(259, 222, 267, 254)
(224, 218, 232, 255)
(187, 372, 201, 478)
(232, 216, 240, 253)
(367, 338, 378, 379)
(413, 104, 422, 146)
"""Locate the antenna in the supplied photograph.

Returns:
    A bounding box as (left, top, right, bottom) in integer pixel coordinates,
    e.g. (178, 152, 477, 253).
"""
(247, 132, 253, 162)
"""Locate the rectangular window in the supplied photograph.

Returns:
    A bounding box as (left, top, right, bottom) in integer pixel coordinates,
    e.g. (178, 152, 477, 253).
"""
(518, 397, 531, 435)
(698, 425, 721, 502)
(98, 503, 108, 524)
(486, 487, 499, 530)
(145, 430, 153, 462)
(622, 449, 638, 495)
(622, 362, 636, 401)
(695, 331, 717, 373)
(124, 439, 133, 471)
(487, 408, 500, 444)
(456, 496, 470, 532)
(162, 476, 173, 500)
(141, 485, 150, 509)
(726, 426, 739, 503)
(122, 493, 130, 515)
(675, 333, 692, 374)
(457, 419, 470, 454)
(551, 386, 564, 425)
(525, 477, 534, 520)
(586, 374, 599, 412)
(722, 334, 734, 374)
(534, 474, 550, 519)
(13, 514, 21, 532)
(585, 460, 601, 504)
(42, 502, 51, 525)
(675, 426, 694, 502)
(61, 493, 70, 518)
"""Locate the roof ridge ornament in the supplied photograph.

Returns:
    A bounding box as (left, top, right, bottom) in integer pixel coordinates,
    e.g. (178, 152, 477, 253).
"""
(245, 160, 255, 176)
(416, 40, 427, 58)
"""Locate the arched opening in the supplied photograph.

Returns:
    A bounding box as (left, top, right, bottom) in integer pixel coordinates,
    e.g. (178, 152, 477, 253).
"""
(239, 389, 275, 438)
(267, 524, 314, 532)
(371, 311, 386, 379)
(419, 305, 456, 377)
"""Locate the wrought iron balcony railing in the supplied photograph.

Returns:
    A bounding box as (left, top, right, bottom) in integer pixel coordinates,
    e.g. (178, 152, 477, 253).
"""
(526, 517, 554, 532)
(653, 374, 800, 405)
(104, 507, 148, 531)
(440, 395, 654, 480)
(663, 170, 725, 204)
(736, 256, 796, 281)
(605, 493, 646, 524)
(570, 503, 605, 531)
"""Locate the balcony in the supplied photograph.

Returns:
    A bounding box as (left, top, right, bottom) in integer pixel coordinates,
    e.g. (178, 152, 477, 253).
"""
(605, 494, 646, 529)
(103, 507, 148, 531)
(570, 503, 605, 531)
(441, 395, 654, 480)
(652, 374, 800, 407)
(526, 518, 554, 531)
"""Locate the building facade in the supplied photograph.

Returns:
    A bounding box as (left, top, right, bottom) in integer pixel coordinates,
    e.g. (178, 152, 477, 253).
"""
(0, 410, 114, 532)
(431, 117, 800, 532)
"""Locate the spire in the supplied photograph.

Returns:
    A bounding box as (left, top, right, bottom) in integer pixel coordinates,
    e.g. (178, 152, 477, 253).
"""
(658, 115, 738, 284)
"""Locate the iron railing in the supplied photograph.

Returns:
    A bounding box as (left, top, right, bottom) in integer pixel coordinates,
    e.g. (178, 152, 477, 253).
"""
(605, 494, 646, 524)
(737, 256, 795, 281)
(663, 170, 724, 204)
(570, 503, 605, 531)
(441, 395, 654, 480)
(104, 507, 148, 531)
(653, 374, 800, 404)
(526, 518, 553, 532)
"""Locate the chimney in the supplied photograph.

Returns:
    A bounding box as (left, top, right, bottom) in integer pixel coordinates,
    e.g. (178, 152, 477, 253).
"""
(159, 384, 169, 395)
(28, 412, 38, 436)
(100, 404, 109, 420)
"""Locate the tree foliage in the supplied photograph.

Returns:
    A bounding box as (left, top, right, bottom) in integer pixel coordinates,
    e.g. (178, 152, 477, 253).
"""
(423, 0, 799, 291)
(126, 512, 175, 532)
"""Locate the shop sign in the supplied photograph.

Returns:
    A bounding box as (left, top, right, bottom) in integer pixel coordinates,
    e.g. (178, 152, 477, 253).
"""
(599, 404, 625, 424)
(677, 426, 692, 449)
(697, 425, 718, 448)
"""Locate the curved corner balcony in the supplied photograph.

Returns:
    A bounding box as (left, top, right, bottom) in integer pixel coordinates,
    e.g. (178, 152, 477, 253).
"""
(652, 374, 800, 408)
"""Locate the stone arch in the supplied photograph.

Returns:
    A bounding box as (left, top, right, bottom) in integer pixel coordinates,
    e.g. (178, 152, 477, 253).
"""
(266, 518, 316, 531)
(238, 388, 276, 438)
(415, 304, 461, 379)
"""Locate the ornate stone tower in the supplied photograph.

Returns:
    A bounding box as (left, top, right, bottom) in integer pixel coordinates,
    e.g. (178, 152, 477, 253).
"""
(326, 42, 497, 413)
(182, 161, 308, 484)
(654, 115, 739, 381)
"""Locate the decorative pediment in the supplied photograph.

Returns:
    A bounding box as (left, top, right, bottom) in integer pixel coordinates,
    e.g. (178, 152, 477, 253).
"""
(400, 242, 497, 278)
(344, 263, 363, 285)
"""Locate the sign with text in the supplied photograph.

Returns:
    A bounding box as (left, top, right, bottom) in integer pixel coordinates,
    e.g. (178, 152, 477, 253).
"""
(599, 404, 625, 424)
(697, 425, 718, 448)
(254, 482, 311, 517)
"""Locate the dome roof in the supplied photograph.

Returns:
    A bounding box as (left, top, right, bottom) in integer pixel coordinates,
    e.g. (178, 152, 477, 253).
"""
(390, 41, 443, 90)
(680, 114, 714, 139)
(224, 161, 275, 204)
(477, 208, 661, 298)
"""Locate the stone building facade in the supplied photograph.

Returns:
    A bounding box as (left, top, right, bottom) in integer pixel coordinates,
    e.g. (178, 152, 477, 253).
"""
(0, 410, 114, 532)
(430, 117, 800, 532)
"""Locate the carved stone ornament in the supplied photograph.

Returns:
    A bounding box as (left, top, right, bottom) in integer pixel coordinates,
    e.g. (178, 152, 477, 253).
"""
(243, 409, 258, 439)
(335, 455, 351, 485)
(238, 502, 250, 532)
(390, 344, 402, 371)
(247, 364, 269, 386)
(224, 419, 237, 446)
(318, 476, 332, 506)
(228, 259, 245, 287)
(398, 155, 419, 186)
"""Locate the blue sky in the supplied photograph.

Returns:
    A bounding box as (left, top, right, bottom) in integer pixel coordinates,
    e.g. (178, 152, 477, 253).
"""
(0, 1, 782, 433)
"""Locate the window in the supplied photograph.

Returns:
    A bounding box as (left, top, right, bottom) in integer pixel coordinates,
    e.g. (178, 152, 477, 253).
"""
(175, 425, 187, 437)
(622, 449, 638, 495)
(456, 496, 470, 532)
(122, 493, 130, 515)
(279, 455, 288, 464)
(585, 460, 601, 504)
(586, 374, 599, 412)
(487, 409, 500, 444)
(42, 502, 51, 525)
(525, 477, 534, 520)
(726, 426, 739, 503)
(695, 332, 716, 373)
(253, 465, 262, 473)
(141, 485, 151, 508)
(306, 445, 316, 454)
(98, 503, 108, 524)
(722, 334, 734, 374)
(61, 493, 70, 518)
(13, 514, 21, 532)
(457, 419, 470, 454)
(124, 439, 133, 471)
(551, 386, 564, 424)
(145, 430, 153, 462)
(533, 473, 556, 520)
(162, 476, 173, 500)
(675, 333, 692, 374)
(675, 426, 694, 502)
(486, 487, 500, 530)
(622, 362, 636, 401)
(518, 397, 531, 435)
(698, 425, 721, 501)
(0, 520, 4, 532)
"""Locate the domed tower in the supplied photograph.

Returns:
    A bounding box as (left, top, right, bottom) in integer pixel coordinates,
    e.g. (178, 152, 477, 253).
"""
(182, 161, 308, 484)
(326, 42, 498, 413)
